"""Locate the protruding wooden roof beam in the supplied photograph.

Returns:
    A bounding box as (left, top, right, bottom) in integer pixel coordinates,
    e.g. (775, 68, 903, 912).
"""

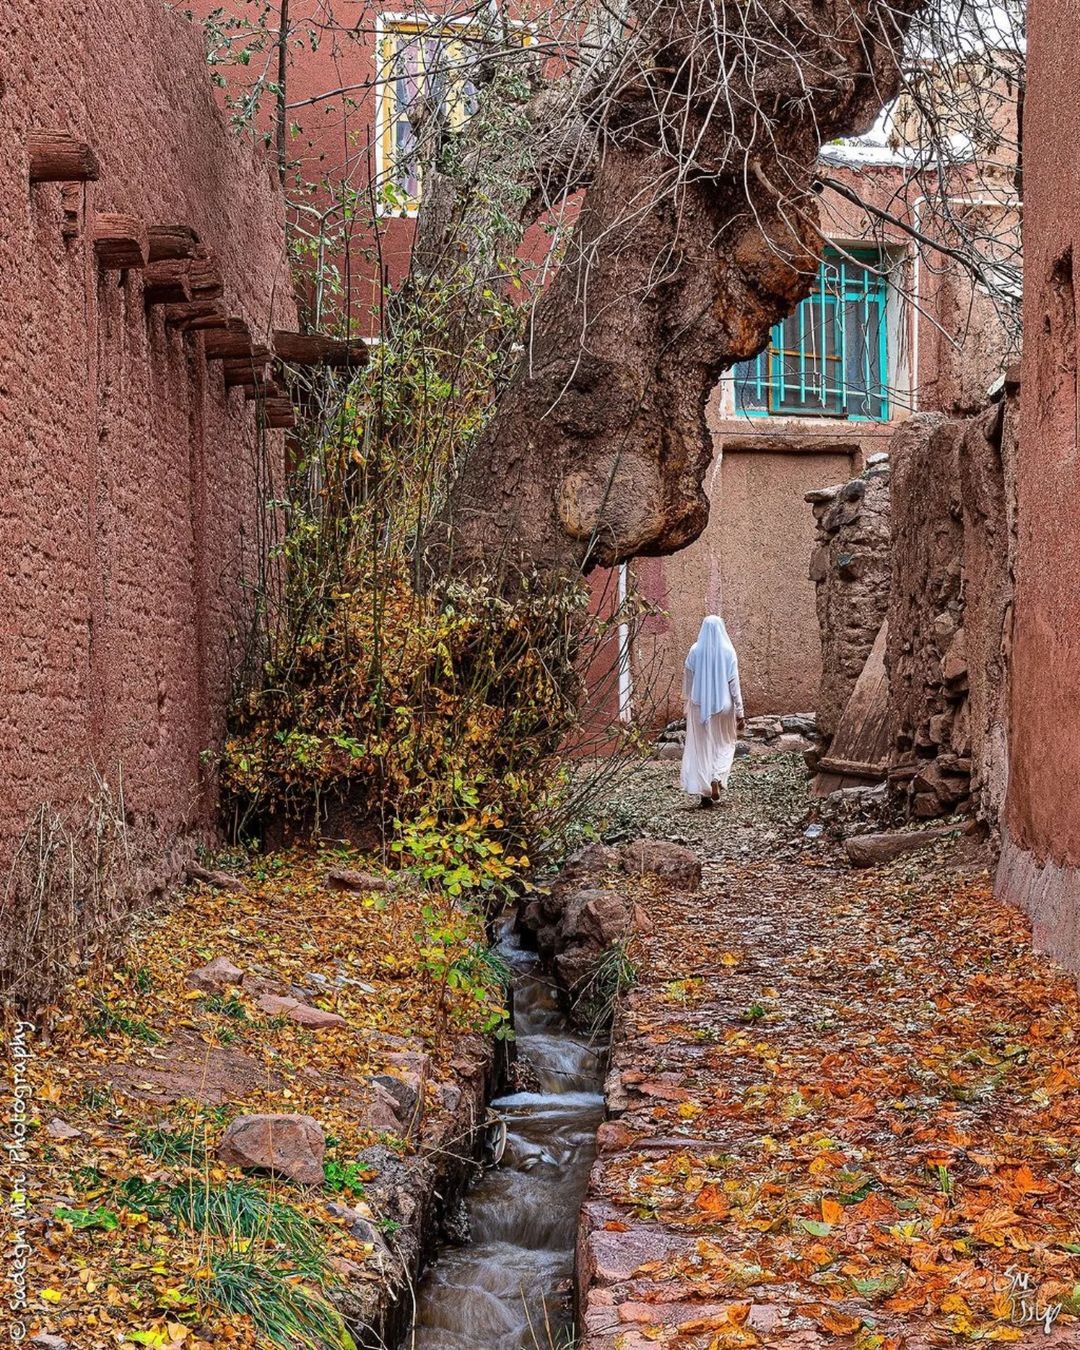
(205, 331, 271, 363)
(273, 330, 368, 368)
(165, 299, 227, 329)
(93, 213, 148, 269)
(29, 130, 100, 183)
(187, 255, 225, 299)
(224, 360, 270, 389)
(144, 260, 192, 306)
(264, 399, 296, 429)
(202, 321, 254, 360)
(147, 224, 201, 262)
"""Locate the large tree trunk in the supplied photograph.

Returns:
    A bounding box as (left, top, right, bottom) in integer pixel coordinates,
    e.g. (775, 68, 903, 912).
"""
(433, 0, 924, 580)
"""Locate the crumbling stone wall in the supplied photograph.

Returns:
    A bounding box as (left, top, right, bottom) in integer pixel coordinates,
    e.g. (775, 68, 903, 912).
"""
(806, 454, 894, 741)
(886, 396, 1016, 822)
(808, 397, 1016, 826)
(0, 4, 294, 927)
(887, 417, 972, 815)
(956, 399, 1017, 827)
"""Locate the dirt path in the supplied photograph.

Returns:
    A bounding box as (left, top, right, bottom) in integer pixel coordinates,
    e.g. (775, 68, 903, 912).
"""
(578, 754, 1080, 1348)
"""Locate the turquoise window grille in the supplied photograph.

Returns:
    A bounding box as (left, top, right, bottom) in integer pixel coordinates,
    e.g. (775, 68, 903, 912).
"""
(733, 249, 890, 421)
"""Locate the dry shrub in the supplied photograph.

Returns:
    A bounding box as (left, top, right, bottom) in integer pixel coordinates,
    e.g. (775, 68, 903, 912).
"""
(223, 558, 611, 855)
(0, 775, 150, 1020)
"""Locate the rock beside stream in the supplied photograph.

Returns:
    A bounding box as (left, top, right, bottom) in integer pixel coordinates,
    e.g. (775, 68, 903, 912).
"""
(218, 1112, 326, 1184)
(518, 838, 701, 1024)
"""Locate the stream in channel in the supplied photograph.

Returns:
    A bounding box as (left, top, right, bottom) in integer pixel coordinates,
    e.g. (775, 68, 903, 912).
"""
(409, 921, 606, 1349)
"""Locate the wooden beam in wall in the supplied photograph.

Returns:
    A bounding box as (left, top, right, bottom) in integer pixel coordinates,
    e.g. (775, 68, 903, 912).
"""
(201, 321, 250, 357)
(165, 299, 227, 329)
(143, 260, 192, 306)
(187, 255, 225, 300)
(28, 130, 101, 183)
(147, 224, 201, 262)
(272, 330, 368, 367)
(223, 360, 270, 389)
(204, 325, 271, 363)
(93, 213, 149, 269)
(264, 399, 296, 428)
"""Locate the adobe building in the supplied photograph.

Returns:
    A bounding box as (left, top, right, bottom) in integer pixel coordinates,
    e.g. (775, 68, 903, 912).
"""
(995, 0, 1080, 975)
(0, 1, 295, 889)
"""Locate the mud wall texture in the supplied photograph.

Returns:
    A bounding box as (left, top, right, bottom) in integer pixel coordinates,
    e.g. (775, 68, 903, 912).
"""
(886, 402, 1016, 820)
(996, 0, 1080, 976)
(886, 415, 970, 815)
(0, 2, 293, 891)
(806, 453, 894, 741)
(808, 396, 1016, 825)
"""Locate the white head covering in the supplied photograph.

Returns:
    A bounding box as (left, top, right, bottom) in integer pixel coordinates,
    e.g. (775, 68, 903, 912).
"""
(685, 616, 738, 723)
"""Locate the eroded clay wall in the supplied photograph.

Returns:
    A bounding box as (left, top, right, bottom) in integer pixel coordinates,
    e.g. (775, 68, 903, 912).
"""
(808, 396, 1015, 825)
(958, 400, 1016, 828)
(996, 0, 1080, 975)
(887, 414, 980, 817)
(0, 1, 293, 877)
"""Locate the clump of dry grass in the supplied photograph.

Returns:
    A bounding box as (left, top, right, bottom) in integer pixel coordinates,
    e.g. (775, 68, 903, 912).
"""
(0, 773, 152, 1021)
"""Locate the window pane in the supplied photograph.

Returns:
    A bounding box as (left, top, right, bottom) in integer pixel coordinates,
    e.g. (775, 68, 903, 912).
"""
(390, 34, 423, 199)
(733, 353, 768, 412)
(732, 250, 888, 421)
(844, 293, 885, 419)
(773, 299, 843, 415)
(384, 25, 483, 206)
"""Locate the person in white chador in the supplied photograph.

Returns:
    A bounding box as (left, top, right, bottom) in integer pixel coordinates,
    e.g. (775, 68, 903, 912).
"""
(680, 615, 744, 807)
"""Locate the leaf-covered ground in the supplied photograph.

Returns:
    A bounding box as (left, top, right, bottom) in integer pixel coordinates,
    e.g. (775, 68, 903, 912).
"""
(17, 851, 502, 1349)
(580, 755, 1080, 1348)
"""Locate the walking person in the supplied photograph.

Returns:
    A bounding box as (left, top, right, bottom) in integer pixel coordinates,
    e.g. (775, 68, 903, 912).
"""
(680, 615, 744, 807)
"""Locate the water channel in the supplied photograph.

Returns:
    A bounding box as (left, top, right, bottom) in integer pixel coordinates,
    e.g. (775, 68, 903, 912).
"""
(409, 922, 606, 1349)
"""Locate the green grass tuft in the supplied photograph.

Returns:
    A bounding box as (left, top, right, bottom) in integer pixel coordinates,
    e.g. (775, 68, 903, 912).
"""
(576, 937, 637, 1033)
(86, 997, 162, 1044)
(202, 1251, 356, 1350)
(136, 1123, 204, 1165)
(170, 1180, 326, 1273)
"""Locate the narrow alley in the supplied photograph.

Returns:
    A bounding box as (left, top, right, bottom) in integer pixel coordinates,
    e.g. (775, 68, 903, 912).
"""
(574, 754, 1080, 1347)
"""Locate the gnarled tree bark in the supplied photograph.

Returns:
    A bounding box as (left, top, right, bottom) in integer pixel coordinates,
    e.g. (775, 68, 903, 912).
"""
(432, 0, 924, 581)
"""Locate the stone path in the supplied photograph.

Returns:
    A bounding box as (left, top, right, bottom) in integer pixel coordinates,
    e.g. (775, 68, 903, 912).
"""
(577, 755, 1080, 1348)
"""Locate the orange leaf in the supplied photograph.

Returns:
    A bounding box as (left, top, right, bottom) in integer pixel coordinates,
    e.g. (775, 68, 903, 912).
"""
(854, 1191, 896, 1221)
(696, 1185, 731, 1217)
(821, 1198, 845, 1226)
(814, 1308, 863, 1335)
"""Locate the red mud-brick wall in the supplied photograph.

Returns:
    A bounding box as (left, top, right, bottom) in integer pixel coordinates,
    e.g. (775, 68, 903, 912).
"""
(995, 0, 1080, 976)
(0, 0, 295, 876)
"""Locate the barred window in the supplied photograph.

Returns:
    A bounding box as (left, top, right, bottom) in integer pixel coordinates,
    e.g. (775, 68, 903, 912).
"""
(733, 250, 890, 420)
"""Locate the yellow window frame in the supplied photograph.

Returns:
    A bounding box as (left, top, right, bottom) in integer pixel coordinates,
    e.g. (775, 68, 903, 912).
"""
(376, 13, 530, 215)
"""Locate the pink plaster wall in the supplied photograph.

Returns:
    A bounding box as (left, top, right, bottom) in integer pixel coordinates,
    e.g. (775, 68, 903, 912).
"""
(0, 1, 294, 870)
(996, 0, 1080, 975)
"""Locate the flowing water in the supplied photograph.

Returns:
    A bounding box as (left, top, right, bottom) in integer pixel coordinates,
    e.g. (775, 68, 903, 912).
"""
(409, 923, 606, 1350)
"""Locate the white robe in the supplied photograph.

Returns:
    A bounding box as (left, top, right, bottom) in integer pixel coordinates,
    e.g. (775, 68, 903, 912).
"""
(680, 657, 744, 796)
